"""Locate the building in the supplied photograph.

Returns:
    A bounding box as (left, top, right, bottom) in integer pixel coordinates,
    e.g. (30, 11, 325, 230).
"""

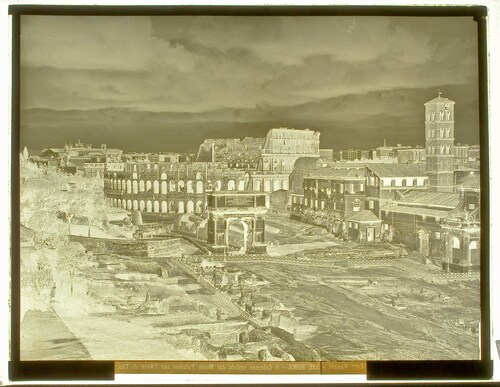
(290, 165, 366, 234)
(440, 173, 481, 272)
(365, 163, 429, 217)
(425, 92, 455, 192)
(397, 147, 426, 164)
(346, 210, 382, 243)
(379, 191, 460, 254)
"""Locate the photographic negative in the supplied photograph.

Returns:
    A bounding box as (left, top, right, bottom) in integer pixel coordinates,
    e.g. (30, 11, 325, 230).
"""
(16, 9, 485, 365)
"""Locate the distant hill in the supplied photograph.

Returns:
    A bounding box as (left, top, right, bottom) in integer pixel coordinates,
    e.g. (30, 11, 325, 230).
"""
(19, 84, 480, 153)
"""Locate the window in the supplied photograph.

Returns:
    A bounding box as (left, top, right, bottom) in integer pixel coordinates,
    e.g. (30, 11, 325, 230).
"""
(320, 200, 325, 210)
(435, 232, 441, 239)
(469, 204, 476, 210)
(369, 200, 374, 210)
(348, 222, 352, 228)
(354, 223, 359, 229)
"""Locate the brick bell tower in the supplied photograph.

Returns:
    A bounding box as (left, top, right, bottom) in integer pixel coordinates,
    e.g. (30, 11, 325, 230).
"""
(425, 91, 455, 192)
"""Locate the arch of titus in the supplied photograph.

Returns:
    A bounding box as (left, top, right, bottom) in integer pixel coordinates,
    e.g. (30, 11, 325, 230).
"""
(206, 192, 269, 254)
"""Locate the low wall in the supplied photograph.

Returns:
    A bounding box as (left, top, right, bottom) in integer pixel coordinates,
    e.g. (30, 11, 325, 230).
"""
(70, 235, 181, 258)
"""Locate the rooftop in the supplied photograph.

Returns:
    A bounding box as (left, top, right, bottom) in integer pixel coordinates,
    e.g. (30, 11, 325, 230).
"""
(381, 203, 452, 219)
(395, 191, 460, 209)
(366, 163, 427, 178)
(346, 210, 381, 222)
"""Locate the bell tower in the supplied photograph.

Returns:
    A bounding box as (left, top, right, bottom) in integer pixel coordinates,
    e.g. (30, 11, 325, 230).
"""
(425, 91, 455, 192)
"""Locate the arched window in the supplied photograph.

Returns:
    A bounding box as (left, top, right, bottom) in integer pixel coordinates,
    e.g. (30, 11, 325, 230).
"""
(187, 180, 194, 193)
(196, 181, 203, 193)
(146, 180, 152, 192)
(127, 200, 132, 210)
(178, 180, 185, 192)
(161, 201, 168, 213)
(169, 180, 176, 192)
(146, 200, 152, 212)
(126, 180, 132, 194)
(178, 201, 185, 213)
(196, 172, 202, 180)
(264, 180, 271, 192)
(153, 201, 160, 213)
(254, 180, 261, 191)
(139, 200, 145, 212)
(187, 201, 194, 213)
(227, 180, 235, 191)
(451, 236, 460, 249)
(161, 172, 167, 180)
(139, 180, 145, 192)
(215, 180, 222, 191)
(161, 181, 167, 194)
(133, 200, 138, 210)
(196, 200, 203, 213)
(153, 180, 159, 194)
(133, 180, 138, 194)
(122, 199, 127, 209)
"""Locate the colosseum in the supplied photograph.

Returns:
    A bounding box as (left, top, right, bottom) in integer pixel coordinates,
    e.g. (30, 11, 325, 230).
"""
(104, 161, 248, 215)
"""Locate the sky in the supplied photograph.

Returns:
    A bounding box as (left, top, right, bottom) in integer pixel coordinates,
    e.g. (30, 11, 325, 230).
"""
(19, 15, 481, 152)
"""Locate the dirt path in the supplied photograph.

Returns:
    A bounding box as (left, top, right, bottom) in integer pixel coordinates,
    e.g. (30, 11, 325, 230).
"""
(21, 308, 92, 360)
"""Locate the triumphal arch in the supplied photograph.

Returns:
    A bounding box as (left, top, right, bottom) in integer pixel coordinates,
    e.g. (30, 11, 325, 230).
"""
(206, 192, 269, 254)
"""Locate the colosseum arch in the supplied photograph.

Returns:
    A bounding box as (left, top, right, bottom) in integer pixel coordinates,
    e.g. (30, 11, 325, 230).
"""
(126, 180, 132, 194)
(161, 201, 168, 213)
(469, 240, 479, 265)
(153, 180, 160, 194)
(127, 199, 132, 210)
(146, 180, 152, 192)
(153, 201, 160, 213)
(133, 180, 138, 194)
(161, 181, 167, 194)
(133, 200, 138, 210)
(451, 236, 461, 263)
(196, 181, 203, 193)
(121, 199, 127, 209)
(139, 180, 145, 192)
(139, 200, 145, 212)
(146, 200, 153, 212)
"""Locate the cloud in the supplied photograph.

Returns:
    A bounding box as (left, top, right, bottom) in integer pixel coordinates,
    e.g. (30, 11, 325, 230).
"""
(20, 15, 479, 114)
(21, 16, 198, 72)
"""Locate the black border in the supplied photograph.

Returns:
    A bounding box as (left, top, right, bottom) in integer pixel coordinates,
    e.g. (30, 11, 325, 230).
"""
(8, 4, 492, 382)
